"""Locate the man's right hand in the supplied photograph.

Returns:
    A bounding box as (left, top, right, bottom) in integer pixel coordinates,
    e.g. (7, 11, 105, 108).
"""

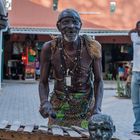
(39, 101, 55, 118)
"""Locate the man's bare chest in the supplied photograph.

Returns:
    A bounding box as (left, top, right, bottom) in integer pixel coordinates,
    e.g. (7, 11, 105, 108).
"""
(51, 46, 92, 71)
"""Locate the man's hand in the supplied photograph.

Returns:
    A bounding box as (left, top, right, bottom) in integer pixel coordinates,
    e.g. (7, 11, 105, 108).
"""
(39, 101, 56, 118)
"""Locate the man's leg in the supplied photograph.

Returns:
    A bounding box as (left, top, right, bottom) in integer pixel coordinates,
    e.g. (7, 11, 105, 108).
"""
(131, 72, 140, 132)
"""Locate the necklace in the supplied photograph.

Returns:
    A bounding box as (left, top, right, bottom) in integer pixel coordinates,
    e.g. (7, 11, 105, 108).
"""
(59, 37, 82, 75)
(58, 36, 83, 93)
(63, 48, 79, 75)
(64, 46, 87, 72)
(63, 48, 77, 64)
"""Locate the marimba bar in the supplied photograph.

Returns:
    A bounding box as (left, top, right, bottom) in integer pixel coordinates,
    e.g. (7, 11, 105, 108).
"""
(0, 121, 119, 140)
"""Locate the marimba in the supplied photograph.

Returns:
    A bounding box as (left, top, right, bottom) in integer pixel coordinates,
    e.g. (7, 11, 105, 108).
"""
(0, 120, 89, 140)
(0, 121, 119, 140)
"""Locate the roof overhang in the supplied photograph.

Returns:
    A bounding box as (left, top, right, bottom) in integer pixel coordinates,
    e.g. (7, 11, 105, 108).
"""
(9, 27, 129, 36)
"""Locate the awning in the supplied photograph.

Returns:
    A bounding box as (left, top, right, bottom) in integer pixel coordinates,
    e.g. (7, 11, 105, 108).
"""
(9, 27, 129, 36)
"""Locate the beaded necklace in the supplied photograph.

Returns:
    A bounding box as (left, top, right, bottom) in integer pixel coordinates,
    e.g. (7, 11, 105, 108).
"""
(58, 36, 83, 94)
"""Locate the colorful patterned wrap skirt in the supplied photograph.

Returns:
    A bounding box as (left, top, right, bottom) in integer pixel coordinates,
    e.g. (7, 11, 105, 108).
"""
(49, 90, 93, 128)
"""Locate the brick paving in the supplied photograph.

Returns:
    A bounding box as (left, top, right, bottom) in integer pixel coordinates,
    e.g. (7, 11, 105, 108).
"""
(0, 80, 139, 140)
(102, 90, 139, 140)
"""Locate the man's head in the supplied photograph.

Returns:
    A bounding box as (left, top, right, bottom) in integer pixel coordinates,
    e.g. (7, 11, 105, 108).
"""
(57, 9, 82, 42)
(136, 21, 140, 32)
(88, 114, 115, 140)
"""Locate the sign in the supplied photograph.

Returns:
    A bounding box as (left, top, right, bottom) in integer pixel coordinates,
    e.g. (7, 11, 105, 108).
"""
(4, 0, 12, 11)
(110, 1, 116, 13)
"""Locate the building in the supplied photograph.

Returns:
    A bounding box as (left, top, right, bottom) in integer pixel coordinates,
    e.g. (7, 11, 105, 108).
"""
(0, 0, 8, 89)
(2, 0, 140, 81)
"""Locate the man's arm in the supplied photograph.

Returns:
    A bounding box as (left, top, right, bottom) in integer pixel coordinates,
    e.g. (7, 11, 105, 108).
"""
(129, 29, 137, 37)
(39, 42, 52, 115)
(92, 57, 103, 114)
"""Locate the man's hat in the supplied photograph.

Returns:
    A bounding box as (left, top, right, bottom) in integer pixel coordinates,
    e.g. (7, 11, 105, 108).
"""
(57, 9, 82, 24)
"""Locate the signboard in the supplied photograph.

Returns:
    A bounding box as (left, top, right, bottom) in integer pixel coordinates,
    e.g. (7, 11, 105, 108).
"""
(4, 0, 12, 11)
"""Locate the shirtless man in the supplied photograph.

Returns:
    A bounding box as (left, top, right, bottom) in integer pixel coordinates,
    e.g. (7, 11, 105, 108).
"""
(39, 9, 103, 127)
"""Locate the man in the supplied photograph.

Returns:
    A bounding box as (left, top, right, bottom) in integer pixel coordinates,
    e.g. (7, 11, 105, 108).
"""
(39, 9, 103, 127)
(129, 21, 140, 135)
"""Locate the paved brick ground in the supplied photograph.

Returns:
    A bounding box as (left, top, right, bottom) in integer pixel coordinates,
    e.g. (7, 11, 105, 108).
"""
(0, 80, 139, 140)
(0, 80, 54, 126)
(102, 90, 139, 140)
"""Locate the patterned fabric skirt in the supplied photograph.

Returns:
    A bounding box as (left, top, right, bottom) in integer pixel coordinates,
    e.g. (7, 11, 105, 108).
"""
(49, 90, 92, 128)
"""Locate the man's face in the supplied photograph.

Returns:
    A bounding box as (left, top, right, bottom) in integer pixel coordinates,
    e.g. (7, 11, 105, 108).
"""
(89, 121, 114, 140)
(58, 17, 81, 42)
(137, 23, 140, 32)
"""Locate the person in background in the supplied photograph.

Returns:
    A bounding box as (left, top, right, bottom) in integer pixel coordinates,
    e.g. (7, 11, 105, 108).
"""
(124, 63, 132, 98)
(129, 21, 140, 135)
(39, 9, 103, 128)
(118, 64, 125, 80)
(35, 57, 40, 80)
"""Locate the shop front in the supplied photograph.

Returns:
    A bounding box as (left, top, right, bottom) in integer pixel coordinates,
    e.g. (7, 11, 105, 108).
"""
(3, 32, 133, 81)
(3, 33, 52, 80)
(5, 0, 140, 82)
(96, 36, 132, 80)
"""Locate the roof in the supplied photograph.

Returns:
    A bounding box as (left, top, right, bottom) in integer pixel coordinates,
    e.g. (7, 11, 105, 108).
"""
(8, 0, 140, 34)
(58, 0, 140, 30)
